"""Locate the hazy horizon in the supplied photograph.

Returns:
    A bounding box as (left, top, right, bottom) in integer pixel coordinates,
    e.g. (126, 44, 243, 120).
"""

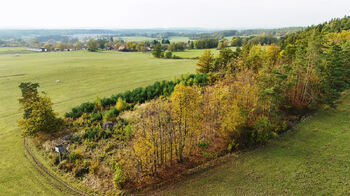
(1, 0, 349, 29)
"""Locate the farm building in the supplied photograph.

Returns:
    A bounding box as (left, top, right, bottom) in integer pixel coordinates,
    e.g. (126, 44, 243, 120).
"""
(27, 47, 47, 52)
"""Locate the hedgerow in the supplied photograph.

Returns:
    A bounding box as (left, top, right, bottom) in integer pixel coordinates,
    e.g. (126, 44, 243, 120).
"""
(65, 73, 209, 119)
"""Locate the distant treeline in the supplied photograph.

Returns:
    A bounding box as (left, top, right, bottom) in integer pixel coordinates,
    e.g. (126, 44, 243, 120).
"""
(0, 27, 302, 41)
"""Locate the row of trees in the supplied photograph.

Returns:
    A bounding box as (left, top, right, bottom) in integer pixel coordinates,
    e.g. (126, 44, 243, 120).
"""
(231, 34, 279, 47)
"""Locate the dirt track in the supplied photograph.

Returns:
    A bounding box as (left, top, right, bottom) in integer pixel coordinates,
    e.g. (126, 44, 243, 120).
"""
(23, 138, 90, 196)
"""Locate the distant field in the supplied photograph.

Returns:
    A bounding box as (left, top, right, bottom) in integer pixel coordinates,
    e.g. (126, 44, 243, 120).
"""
(168, 36, 190, 43)
(0, 47, 36, 55)
(159, 92, 350, 195)
(173, 47, 236, 58)
(172, 49, 216, 58)
(0, 51, 196, 195)
(116, 36, 155, 42)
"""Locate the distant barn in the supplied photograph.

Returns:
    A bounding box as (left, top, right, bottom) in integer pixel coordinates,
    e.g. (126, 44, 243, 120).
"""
(27, 47, 47, 52)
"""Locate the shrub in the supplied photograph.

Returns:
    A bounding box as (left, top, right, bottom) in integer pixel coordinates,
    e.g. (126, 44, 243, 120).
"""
(90, 112, 102, 122)
(72, 160, 90, 177)
(70, 135, 82, 144)
(115, 97, 128, 112)
(84, 140, 98, 150)
(252, 116, 274, 145)
(103, 109, 119, 122)
(173, 55, 181, 59)
(165, 51, 173, 59)
(125, 125, 133, 138)
(65, 102, 95, 118)
(48, 152, 59, 165)
(112, 162, 125, 189)
(69, 151, 82, 163)
(83, 128, 99, 140)
(199, 141, 209, 149)
(89, 161, 99, 174)
(99, 129, 112, 139)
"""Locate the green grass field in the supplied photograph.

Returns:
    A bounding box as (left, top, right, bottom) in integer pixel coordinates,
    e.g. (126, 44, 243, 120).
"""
(116, 36, 156, 42)
(173, 47, 236, 58)
(159, 92, 350, 195)
(172, 49, 216, 58)
(0, 50, 196, 195)
(168, 36, 190, 43)
(0, 47, 36, 55)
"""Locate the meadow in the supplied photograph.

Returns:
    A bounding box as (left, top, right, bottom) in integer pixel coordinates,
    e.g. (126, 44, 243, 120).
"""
(173, 47, 236, 58)
(0, 47, 36, 55)
(0, 50, 196, 195)
(158, 92, 350, 195)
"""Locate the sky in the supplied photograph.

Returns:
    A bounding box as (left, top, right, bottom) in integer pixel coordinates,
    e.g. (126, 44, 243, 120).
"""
(1, 0, 349, 29)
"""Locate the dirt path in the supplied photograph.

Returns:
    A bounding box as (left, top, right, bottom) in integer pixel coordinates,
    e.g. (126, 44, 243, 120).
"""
(24, 138, 90, 196)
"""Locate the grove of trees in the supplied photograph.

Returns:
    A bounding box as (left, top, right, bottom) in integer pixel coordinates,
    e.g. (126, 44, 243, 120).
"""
(22, 16, 350, 193)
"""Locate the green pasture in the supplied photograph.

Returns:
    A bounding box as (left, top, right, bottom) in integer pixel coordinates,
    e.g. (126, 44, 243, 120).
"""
(0, 47, 36, 55)
(173, 47, 236, 58)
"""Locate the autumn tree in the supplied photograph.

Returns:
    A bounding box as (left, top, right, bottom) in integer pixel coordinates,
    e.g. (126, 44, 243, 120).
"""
(74, 41, 83, 50)
(196, 49, 214, 73)
(87, 39, 99, 52)
(170, 84, 201, 161)
(18, 82, 63, 136)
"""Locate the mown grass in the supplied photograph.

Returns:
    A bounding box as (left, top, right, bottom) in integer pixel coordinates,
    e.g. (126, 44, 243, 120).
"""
(159, 91, 350, 195)
(0, 50, 196, 195)
(172, 49, 215, 58)
(0, 47, 36, 55)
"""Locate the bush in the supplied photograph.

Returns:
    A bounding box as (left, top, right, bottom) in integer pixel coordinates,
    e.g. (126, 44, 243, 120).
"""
(70, 135, 82, 144)
(115, 97, 129, 112)
(72, 160, 90, 177)
(165, 51, 173, 59)
(103, 109, 119, 122)
(65, 102, 95, 118)
(173, 55, 181, 59)
(125, 125, 133, 138)
(112, 162, 125, 189)
(90, 112, 102, 122)
(252, 116, 274, 145)
(69, 151, 82, 163)
(89, 161, 100, 174)
(48, 152, 59, 165)
(199, 141, 209, 149)
(83, 128, 99, 140)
